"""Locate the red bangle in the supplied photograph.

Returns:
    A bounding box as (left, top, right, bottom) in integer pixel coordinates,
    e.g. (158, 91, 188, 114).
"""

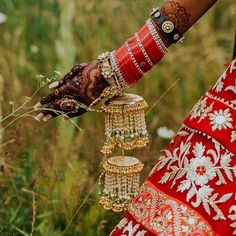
(116, 45, 138, 84)
(138, 24, 164, 64)
(111, 19, 167, 86)
(127, 36, 152, 73)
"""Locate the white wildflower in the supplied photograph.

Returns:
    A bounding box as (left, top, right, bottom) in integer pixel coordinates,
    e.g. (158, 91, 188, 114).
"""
(157, 126, 175, 139)
(0, 13, 7, 24)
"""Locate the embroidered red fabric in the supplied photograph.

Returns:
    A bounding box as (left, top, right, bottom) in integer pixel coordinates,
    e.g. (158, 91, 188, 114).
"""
(110, 60, 236, 236)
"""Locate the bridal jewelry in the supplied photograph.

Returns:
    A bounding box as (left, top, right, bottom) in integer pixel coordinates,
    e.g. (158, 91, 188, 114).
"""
(101, 93, 149, 155)
(99, 93, 148, 212)
(99, 156, 144, 212)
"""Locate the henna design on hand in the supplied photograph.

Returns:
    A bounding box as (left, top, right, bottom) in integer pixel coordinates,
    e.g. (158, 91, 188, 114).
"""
(161, 1, 191, 33)
(41, 96, 87, 119)
(36, 60, 109, 120)
(58, 63, 88, 87)
(81, 61, 109, 102)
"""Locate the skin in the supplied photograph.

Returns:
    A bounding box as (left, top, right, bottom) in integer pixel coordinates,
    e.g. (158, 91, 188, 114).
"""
(35, 0, 218, 122)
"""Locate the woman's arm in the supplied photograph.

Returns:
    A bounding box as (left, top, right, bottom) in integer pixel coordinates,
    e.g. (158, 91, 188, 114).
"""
(158, 0, 217, 47)
(35, 0, 218, 121)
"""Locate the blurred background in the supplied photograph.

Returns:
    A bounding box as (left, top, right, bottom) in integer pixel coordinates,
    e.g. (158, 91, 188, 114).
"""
(0, 0, 235, 235)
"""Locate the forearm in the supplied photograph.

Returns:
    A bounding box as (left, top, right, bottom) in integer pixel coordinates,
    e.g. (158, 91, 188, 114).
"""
(160, 0, 218, 47)
(107, 0, 218, 87)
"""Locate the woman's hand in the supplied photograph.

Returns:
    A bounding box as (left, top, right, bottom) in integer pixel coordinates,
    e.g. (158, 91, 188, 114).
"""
(35, 60, 109, 121)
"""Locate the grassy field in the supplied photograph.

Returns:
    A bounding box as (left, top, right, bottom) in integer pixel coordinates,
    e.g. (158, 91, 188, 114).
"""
(0, 0, 235, 235)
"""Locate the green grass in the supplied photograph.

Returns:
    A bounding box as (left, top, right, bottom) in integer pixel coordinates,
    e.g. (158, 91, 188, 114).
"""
(0, 0, 235, 235)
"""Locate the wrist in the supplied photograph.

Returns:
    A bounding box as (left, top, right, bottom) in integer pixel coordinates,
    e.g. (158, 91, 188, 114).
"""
(113, 16, 168, 86)
(151, 7, 184, 44)
(150, 18, 171, 48)
(98, 5, 185, 91)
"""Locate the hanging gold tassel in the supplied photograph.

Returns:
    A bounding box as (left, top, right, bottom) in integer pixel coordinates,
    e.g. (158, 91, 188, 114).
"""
(101, 93, 149, 155)
(99, 93, 148, 212)
(99, 156, 144, 212)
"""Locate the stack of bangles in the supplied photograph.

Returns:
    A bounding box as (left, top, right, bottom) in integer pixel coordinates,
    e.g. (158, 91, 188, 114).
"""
(97, 7, 184, 93)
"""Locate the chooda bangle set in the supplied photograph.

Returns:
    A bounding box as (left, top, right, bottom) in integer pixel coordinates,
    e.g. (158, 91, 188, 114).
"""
(98, 19, 168, 90)
(98, 8, 185, 92)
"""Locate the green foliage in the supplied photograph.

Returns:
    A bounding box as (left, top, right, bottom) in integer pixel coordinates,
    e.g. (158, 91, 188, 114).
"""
(0, 0, 235, 235)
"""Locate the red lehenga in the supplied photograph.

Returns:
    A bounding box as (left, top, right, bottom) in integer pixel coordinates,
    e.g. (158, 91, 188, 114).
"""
(110, 59, 236, 236)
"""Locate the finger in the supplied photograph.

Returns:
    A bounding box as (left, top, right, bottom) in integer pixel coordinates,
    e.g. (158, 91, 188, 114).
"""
(66, 109, 86, 118)
(35, 113, 44, 121)
(63, 115, 70, 120)
(48, 81, 59, 89)
(40, 75, 84, 106)
(34, 102, 42, 109)
(39, 85, 70, 105)
(39, 96, 86, 120)
(43, 114, 53, 122)
(57, 96, 87, 118)
(36, 95, 88, 121)
(57, 63, 88, 88)
(40, 104, 62, 119)
(39, 89, 60, 105)
(53, 97, 87, 118)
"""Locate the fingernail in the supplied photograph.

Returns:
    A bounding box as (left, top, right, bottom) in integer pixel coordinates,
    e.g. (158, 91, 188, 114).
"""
(35, 113, 44, 121)
(34, 116, 40, 122)
(64, 116, 70, 120)
(48, 81, 59, 89)
(43, 114, 52, 122)
(34, 102, 42, 109)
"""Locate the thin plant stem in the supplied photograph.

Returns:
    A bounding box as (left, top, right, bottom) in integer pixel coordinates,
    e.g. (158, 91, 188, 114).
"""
(0, 107, 84, 133)
(61, 179, 99, 236)
(22, 188, 48, 201)
(7, 171, 21, 204)
(1, 87, 41, 123)
(145, 78, 180, 116)
(30, 192, 36, 236)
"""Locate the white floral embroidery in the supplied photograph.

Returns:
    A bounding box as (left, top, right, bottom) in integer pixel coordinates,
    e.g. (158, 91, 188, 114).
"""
(186, 154, 216, 186)
(181, 225, 189, 232)
(117, 217, 129, 229)
(157, 133, 235, 220)
(229, 205, 236, 235)
(213, 70, 227, 93)
(109, 217, 129, 236)
(225, 78, 236, 94)
(226, 86, 236, 94)
(136, 230, 147, 236)
(212, 59, 236, 93)
(208, 108, 233, 131)
(230, 59, 236, 74)
(215, 81, 224, 93)
(121, 221, 147, 236)
(190, 98, 214, 122)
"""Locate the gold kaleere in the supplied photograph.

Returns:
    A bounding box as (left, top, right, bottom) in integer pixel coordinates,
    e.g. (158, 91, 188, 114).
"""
(99, 93, 148, 212)
(101, 93, 149, 155)
(99, 156, 144, 212)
